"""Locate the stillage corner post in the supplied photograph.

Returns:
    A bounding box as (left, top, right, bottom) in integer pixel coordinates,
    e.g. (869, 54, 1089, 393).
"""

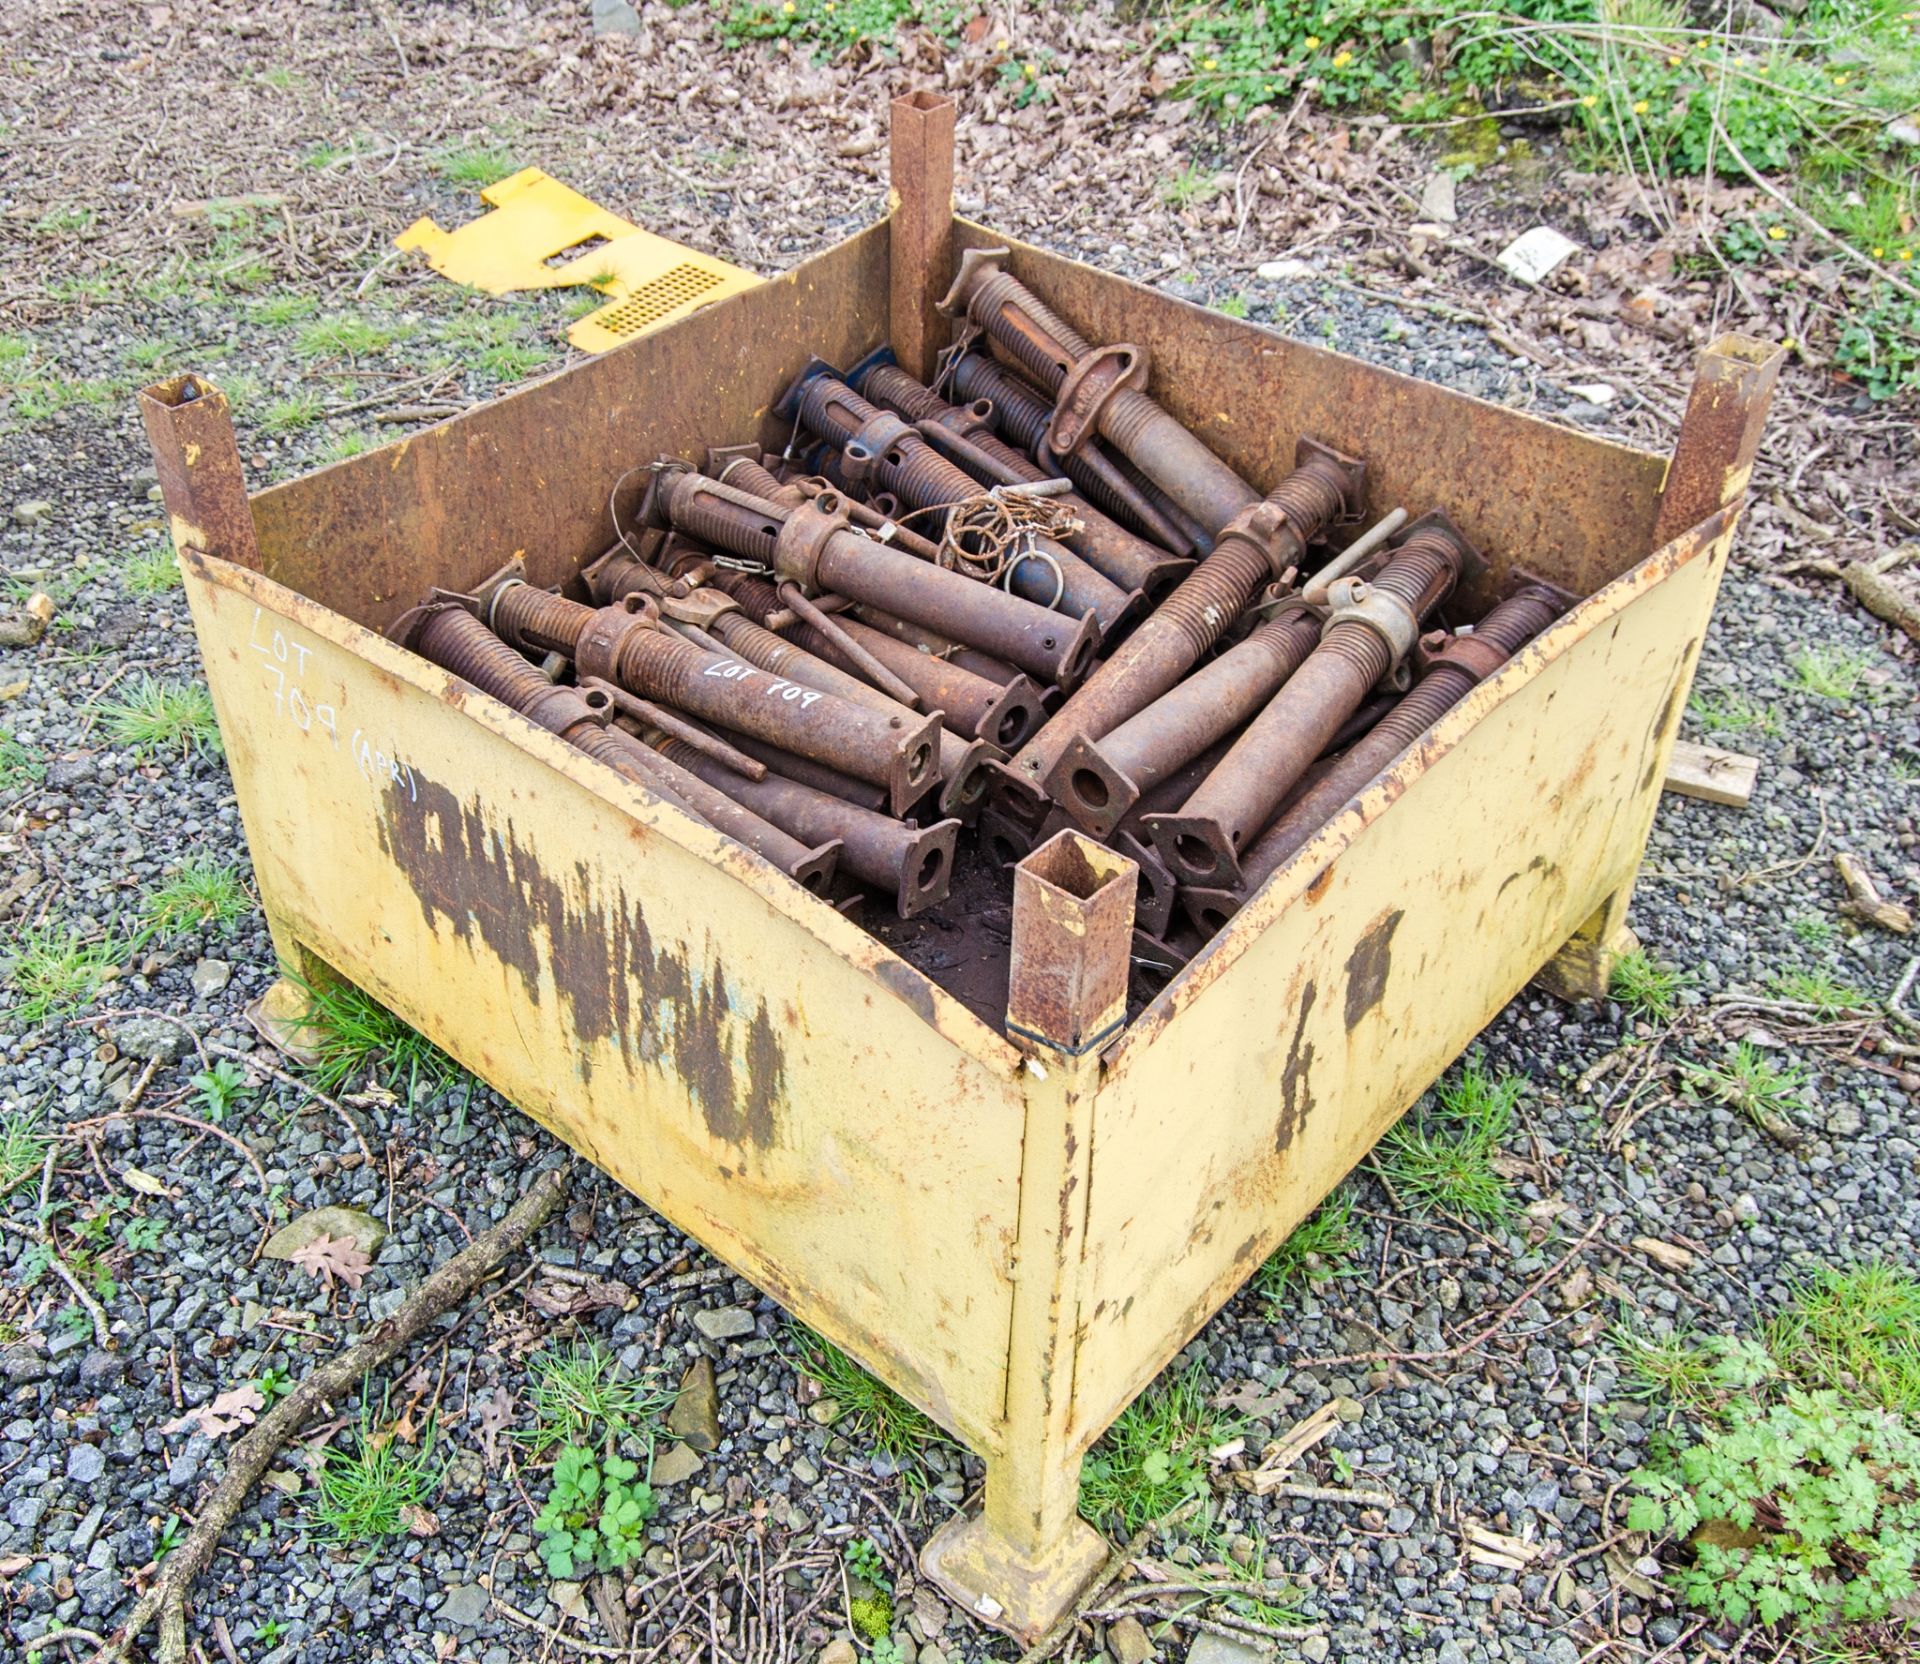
(1537, 334, 1784, 1002)
(888, 89, 957, 384)
(920, 831, 1136, 1642)
(138, 373, 337, 1052)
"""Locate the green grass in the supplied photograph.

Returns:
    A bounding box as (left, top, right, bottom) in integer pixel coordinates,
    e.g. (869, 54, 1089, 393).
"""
(140, 857, 249, 941)
(1766, 1260, 1920, 1418)
(98, 678, 221, 761)
(789, 1325, 948, 1482)
(1682, 1040, 1808, 1138)
(472, 339, 550, 381)
(250, 293, 319, 326)
(1378, 1053, 1522, 1222)
(519, 1340, 671, 1456)
(321, 429, 376, 464)
(260, 391, 325, 432)
(0, 1105, 49, 1197)
(290, 977, 466, 1099)
(434, 310, 554, 382)
(0, 731, 43, 792)
(294, 315, 407, 362)
(122, 337, 180, 371)
(33, 205, 96, 236)
(1159, 165, 1220, 207)
(1791, 645, 1875, 701)
(1790, 913, 1835, 947)
(11, 374, 123, 423)
(0, 332, 32, 374)
(1687, 691, 1782, 739)
(1079, 1361, 1238, 1536)
(434, 142, 519, 188)
(310, 1411, 440, 1544)
(1611, 947, 1690, 1021)
(6, 923, 121, 1024)
(122, 542, 181, 595)
(1767, 968, 1871, 1016)
(1614, 1323, 1725, 1412)
(1254, 1188, 1358, 1309)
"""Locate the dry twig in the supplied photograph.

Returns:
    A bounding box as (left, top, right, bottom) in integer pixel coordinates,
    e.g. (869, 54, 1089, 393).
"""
(88, 1164, 570, 1664)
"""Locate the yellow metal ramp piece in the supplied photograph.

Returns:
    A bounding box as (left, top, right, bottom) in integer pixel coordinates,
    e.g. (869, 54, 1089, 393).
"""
(395, 167, 761, 352)
(563, 232, 761, 354)
(396, 168, 639, 294)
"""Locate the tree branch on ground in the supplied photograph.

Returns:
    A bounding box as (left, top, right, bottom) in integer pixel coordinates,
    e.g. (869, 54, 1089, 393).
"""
(88, 1163, 571, 1664)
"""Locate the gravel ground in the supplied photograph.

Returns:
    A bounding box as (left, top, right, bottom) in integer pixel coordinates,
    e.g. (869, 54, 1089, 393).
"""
(4, 8, 1919, 1664)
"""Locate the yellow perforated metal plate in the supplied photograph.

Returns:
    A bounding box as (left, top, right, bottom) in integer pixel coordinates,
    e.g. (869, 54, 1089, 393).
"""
(394, 167, 759, 353)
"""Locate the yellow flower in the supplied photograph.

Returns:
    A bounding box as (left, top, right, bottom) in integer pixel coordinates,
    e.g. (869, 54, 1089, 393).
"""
(1781, 336, 1795, 351)
(781, 1, 794, 11)
(994, 35, 1008, 49)
(1755, 63, 1769, 75)
(1025, 61, 1037, 77)
(1202, 57, 1217, 70)
(1667, 54, 1682, 66)
(1902, 249, 1914, 261)
(1632, 99, 1650, 113)
(1768, 226, 1787, 240)
(1874, 246, 1885, 257)
(1581, 94, 1598, 107)
(1331, 49, 1352, 67)
(1834, 73, 1849, 85)
(1304, 34, 1320, 49)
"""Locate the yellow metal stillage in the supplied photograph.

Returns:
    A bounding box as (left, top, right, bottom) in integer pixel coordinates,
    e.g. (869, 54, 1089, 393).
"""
(141, 94, 1780, 1643)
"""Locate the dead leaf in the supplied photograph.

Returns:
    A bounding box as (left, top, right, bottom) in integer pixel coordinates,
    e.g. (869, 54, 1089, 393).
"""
(473, 1388, 517, 1464)
(527, 1272, 632, 1317)
(1558, 1264, 1594, 1309)
(288, 1233, 372, 1291)
(1632, 1236, 1695, 1272)
(163, 1383, 266, 1438)
(1605, 1545, 1659, 1599)
(120, 1166, 173, 1198)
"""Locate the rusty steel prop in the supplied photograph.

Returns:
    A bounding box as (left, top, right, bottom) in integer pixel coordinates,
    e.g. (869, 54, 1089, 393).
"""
(588, 535, 919, 713)
(938, 248, 1264, 538)
(584, 543, 998, 819)
(660, 549, 1045, 751)
(848, 351, 1191, 597)
(484, 581, 942, 818)
(1179, 585, 1566, 936)
(1144, 512, 1484, 888)
(643, 467, 1101, 691)
(1043, 600, 1326, 838)
(645, 735, 960, 920)
(993, 440, 1366, 812)
(389, 604, 841, 893)
(946, 350, 1200, 557)
(785, 613, 1045, 753)
(778, 361, 1140, 636)
(709, 728, 891, 812)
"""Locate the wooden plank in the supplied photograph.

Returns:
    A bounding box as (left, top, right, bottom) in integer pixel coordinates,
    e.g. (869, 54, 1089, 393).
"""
(1664, 737, 1758, 807)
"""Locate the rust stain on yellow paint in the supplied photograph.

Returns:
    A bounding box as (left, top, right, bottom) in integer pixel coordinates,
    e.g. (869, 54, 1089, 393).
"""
(378, 770, 785, 1147)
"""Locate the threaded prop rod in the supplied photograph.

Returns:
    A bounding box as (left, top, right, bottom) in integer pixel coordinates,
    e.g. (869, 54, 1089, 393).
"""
(489, 582, 942, 818)
(942, 254, 1262, 536)
(1143, 522, 1473, 888)
(1000, 447, 1363, 797)
(650, 470, 1101, 691)
(783, 367, 1136, 633)
(1185, 587, 1565, 932)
